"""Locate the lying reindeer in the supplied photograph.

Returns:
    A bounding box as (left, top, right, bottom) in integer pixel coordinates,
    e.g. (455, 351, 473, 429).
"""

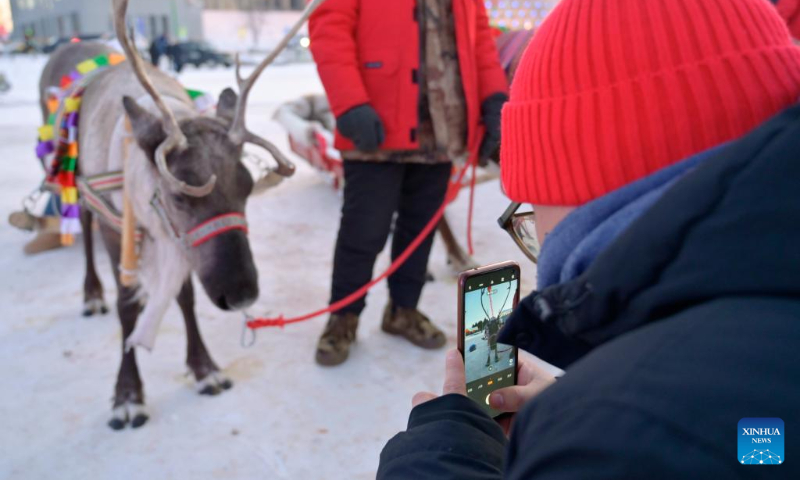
(38, 0, 306, 429)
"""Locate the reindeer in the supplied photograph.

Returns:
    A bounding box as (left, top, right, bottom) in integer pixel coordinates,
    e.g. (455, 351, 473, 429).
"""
(480, 284, 512, 368)
(38, 0, 310, 429)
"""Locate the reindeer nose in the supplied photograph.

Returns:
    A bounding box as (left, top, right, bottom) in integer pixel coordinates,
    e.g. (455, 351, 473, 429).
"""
(218, 284, 258, 311)
(196, 230, 259, 312)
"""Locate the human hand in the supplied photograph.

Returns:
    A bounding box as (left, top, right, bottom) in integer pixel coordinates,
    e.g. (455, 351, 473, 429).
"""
(411, 349, 556, 435)
(490, 358, 556, 435)
(412, 349, 466, 407)
(335, 103, 385, 152)
(478, 93, 508, 164)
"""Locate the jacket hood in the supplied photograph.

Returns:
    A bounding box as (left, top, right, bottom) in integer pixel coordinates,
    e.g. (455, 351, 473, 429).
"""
(500, 104, 800, 369)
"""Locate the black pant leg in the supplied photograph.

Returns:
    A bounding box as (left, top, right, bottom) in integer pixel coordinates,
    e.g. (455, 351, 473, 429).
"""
(330, 161, 404, 315)
(388, 162, 452, 309)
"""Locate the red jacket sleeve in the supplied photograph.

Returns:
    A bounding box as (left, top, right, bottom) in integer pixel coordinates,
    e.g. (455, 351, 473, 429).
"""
(473, 1, 509, 101)
(308, 0, 370, 118)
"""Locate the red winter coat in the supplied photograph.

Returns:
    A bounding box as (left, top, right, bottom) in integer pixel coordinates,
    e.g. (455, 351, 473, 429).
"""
(309, 0, 509, 157)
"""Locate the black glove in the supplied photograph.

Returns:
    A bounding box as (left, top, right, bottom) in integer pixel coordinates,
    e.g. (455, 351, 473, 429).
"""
(336, 104, 386, 152)
(478, 93, 509, 165)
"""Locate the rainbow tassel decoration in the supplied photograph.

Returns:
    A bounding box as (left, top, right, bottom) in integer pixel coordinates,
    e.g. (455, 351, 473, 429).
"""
(33, 52, 214, 246)
(34, 53, 127, 246)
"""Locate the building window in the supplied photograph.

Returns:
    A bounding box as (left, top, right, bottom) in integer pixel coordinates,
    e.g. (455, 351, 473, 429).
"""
(71, 12, 80, 35)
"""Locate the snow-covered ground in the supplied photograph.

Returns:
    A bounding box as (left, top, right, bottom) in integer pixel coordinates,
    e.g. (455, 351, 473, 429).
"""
(0, 55, 548, 479)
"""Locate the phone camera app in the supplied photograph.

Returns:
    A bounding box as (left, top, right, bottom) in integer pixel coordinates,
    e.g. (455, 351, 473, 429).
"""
(464, 277, 517, 416)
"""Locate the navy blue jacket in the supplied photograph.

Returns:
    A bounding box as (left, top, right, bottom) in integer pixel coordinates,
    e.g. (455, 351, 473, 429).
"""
(378, 105, 800, 479)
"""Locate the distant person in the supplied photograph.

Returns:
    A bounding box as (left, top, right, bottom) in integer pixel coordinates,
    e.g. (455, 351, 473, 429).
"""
(23, 31, 36, 54)
(309, 0, 508, 366)
(149, 34, 169, 67)
(378, 0, 800, 478)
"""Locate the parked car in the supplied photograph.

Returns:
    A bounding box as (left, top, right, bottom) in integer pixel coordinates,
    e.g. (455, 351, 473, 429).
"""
(171, 41, 232, 72)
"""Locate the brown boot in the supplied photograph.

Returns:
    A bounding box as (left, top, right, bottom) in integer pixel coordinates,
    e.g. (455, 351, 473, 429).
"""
(23, 232, 63, 255)
(315, 312, 359, 366)
(8, 210, 36, 231)
(9, 211, 60, 233)
(381, 302, 446, 349)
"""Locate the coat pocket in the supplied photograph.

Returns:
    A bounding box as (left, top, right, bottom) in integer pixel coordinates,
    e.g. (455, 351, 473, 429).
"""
(359, 50, 401, 130)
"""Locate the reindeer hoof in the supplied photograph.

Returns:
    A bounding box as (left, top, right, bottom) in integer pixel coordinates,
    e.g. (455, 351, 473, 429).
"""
(108, 401, 148, 430)
(196, 372, 233, 396)
(131, 413, 149, 428)
(198, 383, 220, 396)
(108, 417, 126, 430)
(83, 298, 109, 317)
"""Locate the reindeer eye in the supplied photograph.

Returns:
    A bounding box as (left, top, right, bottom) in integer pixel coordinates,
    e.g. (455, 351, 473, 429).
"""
(171, 194, 189, 208)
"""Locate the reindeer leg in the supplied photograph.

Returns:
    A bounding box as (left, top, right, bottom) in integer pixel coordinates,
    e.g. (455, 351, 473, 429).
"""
(81, 210, 108, 316)
(109, 284, 148, 430)
(438, 215, 477, 275)
(177, 279, 232, 395)
(98, 224, 148, 430)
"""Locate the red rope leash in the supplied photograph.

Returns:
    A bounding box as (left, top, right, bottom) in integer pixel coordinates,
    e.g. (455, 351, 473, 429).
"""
(247, 154, 477, 330)
(466, 160, 478, 255)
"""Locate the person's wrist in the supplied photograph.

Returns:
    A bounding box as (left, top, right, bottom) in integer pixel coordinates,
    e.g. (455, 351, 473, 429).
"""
(409, 393, 490, 429)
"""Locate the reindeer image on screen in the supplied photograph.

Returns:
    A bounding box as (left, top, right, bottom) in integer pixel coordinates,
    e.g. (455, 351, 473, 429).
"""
(480, 285, 510, 368)
(464, 279, 517, 385)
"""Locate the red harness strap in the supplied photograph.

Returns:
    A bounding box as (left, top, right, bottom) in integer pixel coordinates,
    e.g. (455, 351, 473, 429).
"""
(247, 152, 478, 330)
(150, 190, 248, 249)
(185, 213, 249, 248)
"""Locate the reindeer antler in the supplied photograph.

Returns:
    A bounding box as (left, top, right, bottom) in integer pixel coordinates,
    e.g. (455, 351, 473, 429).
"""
(497, 284, 513, 317)
(480, 289, 492, 320)
(227, 0, 328, 177)
(113, 0, 216, 197)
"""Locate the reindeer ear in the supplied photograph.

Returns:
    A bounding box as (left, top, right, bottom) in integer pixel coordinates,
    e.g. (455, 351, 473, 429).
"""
(122, 96, 166, 158)
(216, 88, 238, 123)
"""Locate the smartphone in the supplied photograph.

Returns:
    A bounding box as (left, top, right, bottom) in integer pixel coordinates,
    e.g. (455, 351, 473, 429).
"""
(458, 261, 520, 418)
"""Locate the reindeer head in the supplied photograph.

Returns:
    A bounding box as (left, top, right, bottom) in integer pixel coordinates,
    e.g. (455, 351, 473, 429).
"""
(114, 0, 300, 311)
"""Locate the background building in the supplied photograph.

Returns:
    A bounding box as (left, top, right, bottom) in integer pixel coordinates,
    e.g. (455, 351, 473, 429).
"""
(204, 0, 304, 9)
(485, 0, 559, 30)
(10, 0, 203, 41)
(202, 0, 306, 52)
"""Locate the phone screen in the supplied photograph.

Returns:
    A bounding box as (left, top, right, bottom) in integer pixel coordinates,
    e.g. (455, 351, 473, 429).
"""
(462, 266, 519, 417)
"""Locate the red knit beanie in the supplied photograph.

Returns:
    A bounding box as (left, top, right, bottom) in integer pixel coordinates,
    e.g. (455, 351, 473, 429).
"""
(501, 0, 800, 206)
(777, 0, 800, 38)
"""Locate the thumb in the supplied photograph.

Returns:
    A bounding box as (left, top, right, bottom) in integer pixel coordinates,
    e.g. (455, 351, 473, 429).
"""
(412, 391, 437, 408)
(489, 385, 531, 413)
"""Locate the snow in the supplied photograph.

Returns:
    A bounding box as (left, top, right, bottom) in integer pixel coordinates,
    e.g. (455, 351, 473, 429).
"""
(0, 55, 554, 479)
